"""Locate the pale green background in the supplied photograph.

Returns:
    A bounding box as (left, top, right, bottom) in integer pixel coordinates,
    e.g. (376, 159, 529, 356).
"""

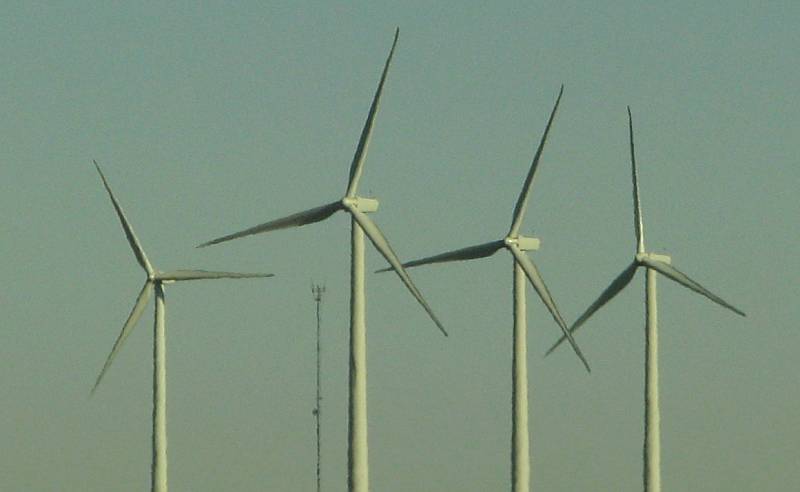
(1, 2, 797, 491)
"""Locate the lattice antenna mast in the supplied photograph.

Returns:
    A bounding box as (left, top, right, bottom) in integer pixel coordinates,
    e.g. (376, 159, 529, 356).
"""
(311, 283, 326, 492)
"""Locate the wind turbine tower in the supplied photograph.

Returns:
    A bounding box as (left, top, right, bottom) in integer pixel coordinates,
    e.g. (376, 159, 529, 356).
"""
(90, 161, 273, 492)
(379, 86, 589, 492)
(546, 108, 745, 492)
(199, 29, 446, 492)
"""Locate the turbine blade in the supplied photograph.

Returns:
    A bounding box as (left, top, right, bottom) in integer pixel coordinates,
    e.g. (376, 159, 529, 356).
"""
(508, 85, 564, 237)
(508, 245, 590, 372)
(347, 207, 448, 337)
(198, 201, 343, 247)
(375, 240, 505, 273)
(93, 160, 153, 275)
(628, 107, 645, 253)
(345, 28, 399, 198)
(638, 257, 746, 317)
(91, 281, 154, 394)
(545, 262, 639, 357)
(157, 270, 275, 281)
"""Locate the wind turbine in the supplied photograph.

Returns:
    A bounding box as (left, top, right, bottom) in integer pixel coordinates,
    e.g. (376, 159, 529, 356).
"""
(378, 85, 590, 492)
(546, 107, 745, 492)
(90, 161, 273, 492)
(198, 29, 446, 492)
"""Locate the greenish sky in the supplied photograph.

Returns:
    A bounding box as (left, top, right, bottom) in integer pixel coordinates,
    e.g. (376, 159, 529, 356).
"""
(1, 2, 797, 491)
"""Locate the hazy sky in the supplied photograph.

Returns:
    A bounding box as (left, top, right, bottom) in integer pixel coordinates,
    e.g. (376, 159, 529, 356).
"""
(2, 2, 797, 491)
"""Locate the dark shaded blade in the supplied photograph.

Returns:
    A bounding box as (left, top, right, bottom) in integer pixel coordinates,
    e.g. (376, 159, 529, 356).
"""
(157, 270, 274, 281)
(198, 201, 343, 247)
(638, 256, 746, 317)
(508, 245, 590, 372)
(545, 262, 639, 356)
(347, 206, 448, 337)
(508, 85, 564, 237)
(375, 240, 505, 273)
(93, 160, 153, 275)
(345, 28, 399, 198)
(91, 281, 153, 394)
(628, 107, 645, 253)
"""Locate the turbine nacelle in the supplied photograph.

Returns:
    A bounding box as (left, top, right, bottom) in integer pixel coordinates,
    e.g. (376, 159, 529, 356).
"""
(504, 235, 541, 252)
(342, 196, 379, 214)
(636, 252, 671, 265)
(153, 273, 176, 285)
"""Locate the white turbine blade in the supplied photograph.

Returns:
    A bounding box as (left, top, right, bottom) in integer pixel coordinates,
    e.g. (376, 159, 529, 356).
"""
(198, 201, 343, 247)
(508, 85, 564, 237)
(157, 270, 275, 281)
(638, 256, 746, 317)
(347, 207, 448, 337)
(91, 281, 154, 394)
(545, 261, 639, 357)
(374, 240, 505, 273)
(344, 28, 399, 198)
(628, 107, 645, 253)
(508, 245, 590, 372)
(93, 160, 153, 275)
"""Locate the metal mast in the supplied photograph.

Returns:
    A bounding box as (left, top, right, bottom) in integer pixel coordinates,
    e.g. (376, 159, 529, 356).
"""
(311, 283, 326, 492)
